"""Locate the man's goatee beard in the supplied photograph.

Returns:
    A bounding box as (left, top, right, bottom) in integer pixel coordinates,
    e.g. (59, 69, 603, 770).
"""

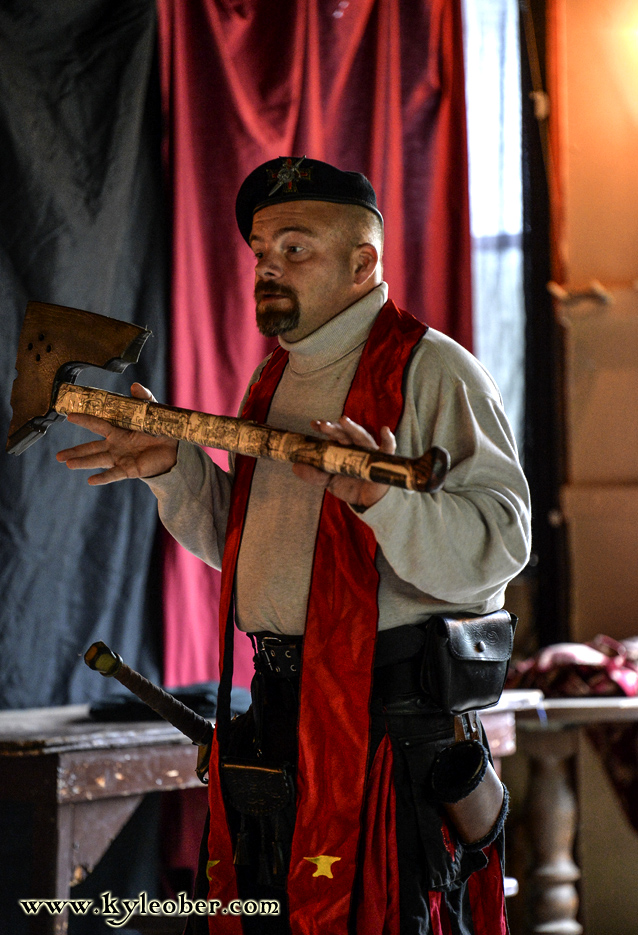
(254, 284, 301, 337)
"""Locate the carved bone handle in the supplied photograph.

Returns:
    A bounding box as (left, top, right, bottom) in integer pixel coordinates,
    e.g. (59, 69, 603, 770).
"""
(55, 383, 450, 493)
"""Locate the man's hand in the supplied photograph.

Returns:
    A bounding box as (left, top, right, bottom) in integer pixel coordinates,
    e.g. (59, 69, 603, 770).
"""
(292, 416, 396, 509)
(56, 383, 178, 485)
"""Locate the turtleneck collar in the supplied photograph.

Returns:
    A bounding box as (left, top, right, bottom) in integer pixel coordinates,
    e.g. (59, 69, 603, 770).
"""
(278, 282, 388, 374)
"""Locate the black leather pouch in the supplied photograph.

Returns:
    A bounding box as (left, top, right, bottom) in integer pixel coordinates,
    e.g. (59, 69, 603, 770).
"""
(421, 610, 517, 715)
(220, 758, 295, 882)
(220, 758, 294, 817)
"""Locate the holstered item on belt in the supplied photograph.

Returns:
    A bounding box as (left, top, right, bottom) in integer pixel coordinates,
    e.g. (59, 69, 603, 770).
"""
(429, 713, 507, 849)
(421, 610, 517, 714)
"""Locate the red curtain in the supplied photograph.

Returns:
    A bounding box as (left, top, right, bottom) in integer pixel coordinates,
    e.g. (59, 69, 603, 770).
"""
(156, 0, 471, 688)
(545, 0, 567, 284)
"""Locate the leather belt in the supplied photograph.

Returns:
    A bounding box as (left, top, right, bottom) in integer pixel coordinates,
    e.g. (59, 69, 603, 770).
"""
(249, 624, 427, 696)
(375, 622, 426, 667)
(372, 653, 423, 701)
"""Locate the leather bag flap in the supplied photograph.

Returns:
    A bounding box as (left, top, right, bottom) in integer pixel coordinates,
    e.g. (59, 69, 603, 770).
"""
(220, 758, 294, 816)
(436, 611, 515, 663)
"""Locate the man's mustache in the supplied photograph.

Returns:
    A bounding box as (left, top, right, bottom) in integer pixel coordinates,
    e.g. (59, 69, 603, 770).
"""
(254, 282, 298, 301)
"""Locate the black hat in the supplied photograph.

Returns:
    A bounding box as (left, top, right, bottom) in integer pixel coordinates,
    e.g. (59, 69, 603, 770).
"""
(235, 156, 383, 243)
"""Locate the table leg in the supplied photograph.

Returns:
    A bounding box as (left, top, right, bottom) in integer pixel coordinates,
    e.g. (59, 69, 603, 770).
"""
(25, 787, 144, 934)
(519, 727, 582, 935)
(28, 800, 73, 935)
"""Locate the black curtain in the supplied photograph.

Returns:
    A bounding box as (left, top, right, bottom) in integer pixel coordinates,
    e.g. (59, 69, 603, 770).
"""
(0, 0, 167, 708)
(520, 0, 568, 644)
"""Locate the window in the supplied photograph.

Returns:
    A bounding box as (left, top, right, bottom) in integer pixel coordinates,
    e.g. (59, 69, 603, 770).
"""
(463, 0, 525, 450)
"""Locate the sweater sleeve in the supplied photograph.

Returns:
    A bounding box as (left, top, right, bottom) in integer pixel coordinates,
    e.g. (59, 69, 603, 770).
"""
(356, 331, 531, 604)
(142, 440, 231, 570)
(141, 358, 270, 569)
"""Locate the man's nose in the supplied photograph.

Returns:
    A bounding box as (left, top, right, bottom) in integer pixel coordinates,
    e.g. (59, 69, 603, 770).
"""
(255, 251, 282, 279)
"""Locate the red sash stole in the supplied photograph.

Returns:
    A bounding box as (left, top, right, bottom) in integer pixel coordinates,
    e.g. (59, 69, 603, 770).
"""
(206, 346, 289, 933)
(208, 301, 426, 934)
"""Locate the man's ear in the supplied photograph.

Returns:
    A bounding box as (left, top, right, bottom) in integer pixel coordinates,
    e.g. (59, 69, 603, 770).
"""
(352, 243, 379, 285)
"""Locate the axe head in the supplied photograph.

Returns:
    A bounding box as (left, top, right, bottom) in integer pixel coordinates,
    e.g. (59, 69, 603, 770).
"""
(7, 301, 151, 455)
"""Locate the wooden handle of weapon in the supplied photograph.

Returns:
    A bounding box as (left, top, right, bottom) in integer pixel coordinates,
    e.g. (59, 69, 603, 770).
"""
(55, 383, 450, 493)
(84, 641, 213, 747)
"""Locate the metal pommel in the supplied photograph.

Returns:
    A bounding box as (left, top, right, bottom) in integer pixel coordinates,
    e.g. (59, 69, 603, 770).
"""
(423, 446, 451, 493)
(84, 641, 123, 677)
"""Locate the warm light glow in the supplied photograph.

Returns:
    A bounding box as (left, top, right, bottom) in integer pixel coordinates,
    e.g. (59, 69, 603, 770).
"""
(601, 4, 638, 125)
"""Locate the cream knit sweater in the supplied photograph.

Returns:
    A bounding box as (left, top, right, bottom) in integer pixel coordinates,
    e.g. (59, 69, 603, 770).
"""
(145, 283, 531, 634)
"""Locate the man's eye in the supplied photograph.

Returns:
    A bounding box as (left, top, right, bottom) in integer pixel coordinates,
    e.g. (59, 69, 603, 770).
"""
(287, 245, 303, 254)
(253, 252, 263, 260)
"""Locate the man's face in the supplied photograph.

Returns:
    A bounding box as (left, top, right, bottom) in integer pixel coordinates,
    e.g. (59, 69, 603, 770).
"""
(249, 201, 362, 341)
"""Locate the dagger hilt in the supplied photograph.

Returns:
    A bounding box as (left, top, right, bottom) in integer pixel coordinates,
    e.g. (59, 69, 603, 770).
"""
(84, 641, 213, 780)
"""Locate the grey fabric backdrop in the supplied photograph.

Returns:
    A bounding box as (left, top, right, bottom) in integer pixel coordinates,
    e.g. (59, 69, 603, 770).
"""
(0, 0, 168, 708)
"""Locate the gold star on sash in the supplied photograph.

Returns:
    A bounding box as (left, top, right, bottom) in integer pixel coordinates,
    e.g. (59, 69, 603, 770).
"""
(304, 855, 341, 878)
(206, 859, 220, 880)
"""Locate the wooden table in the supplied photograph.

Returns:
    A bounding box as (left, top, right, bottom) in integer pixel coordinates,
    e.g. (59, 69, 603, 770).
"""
(0, 698, 532, 934)
(0, 705, 205, 935)
(516, 696, 638, 935)
(480, 690, 544, 902)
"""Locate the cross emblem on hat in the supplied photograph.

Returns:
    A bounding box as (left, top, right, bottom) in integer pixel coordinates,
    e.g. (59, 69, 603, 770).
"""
(267, 156, 312, 196)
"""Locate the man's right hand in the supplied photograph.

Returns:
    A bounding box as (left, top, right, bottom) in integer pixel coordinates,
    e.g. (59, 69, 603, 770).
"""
(56, 383, 178, 485)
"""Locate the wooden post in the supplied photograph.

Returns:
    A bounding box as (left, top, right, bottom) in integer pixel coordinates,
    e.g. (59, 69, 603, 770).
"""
(519, 726, 582, 935)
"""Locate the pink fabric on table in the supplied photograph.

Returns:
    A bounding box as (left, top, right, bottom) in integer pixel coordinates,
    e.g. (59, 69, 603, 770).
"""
(509, 634, 638, 830)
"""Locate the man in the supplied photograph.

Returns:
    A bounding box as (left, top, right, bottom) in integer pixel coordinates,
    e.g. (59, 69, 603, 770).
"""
(58, 157, 531, 934)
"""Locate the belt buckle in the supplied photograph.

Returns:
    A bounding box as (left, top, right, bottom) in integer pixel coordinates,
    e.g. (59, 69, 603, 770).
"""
(258, 636, 299, 677)
(259, 636, 284, 675)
